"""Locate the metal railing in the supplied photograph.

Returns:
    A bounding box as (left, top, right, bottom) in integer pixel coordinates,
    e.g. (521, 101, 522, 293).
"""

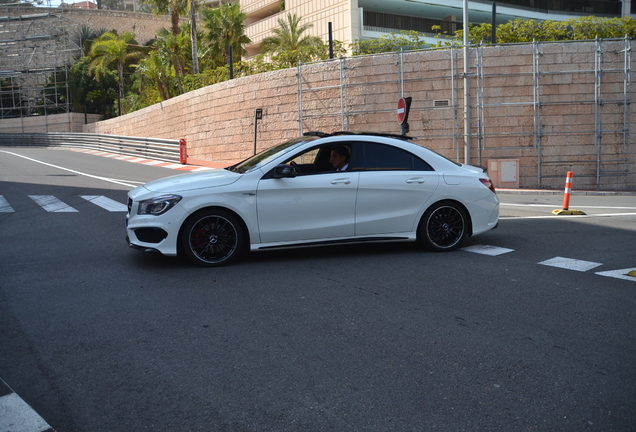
(0, 132, 181, 163)
(297, 37, 633, 191)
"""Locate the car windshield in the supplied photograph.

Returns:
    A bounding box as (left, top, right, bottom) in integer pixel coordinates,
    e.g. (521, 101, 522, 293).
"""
(227, 137, 317, 174)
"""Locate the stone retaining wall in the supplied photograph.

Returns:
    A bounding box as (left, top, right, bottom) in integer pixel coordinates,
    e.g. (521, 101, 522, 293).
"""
(0, 6, 171, 44)
(82, 40, 634, 190)
(0, 113, 102, 133)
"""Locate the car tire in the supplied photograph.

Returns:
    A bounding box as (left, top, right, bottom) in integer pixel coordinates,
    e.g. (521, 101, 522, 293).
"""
(417, 201, 468, 252)
(180, 208, 245, 266)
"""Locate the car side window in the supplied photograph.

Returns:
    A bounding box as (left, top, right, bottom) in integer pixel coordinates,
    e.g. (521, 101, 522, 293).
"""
(352, 142, 434, 171)
(284, 145, 337, 175)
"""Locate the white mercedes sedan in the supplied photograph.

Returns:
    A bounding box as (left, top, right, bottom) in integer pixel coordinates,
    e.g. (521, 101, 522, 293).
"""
(126, 132, 499, 266)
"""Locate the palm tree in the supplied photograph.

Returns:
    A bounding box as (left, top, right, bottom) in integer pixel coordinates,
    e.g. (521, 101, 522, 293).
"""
(89, 31, 145, 115)
(202, 2, 251, 67)
(141, 0, 201, 76)
(68, 57, 118, 117)
(135, 51, 172, 101)
(76, 25, 107, 56)
(140, 0, 189, 36)
(154, 28, 191, 94)
(260, 13, 324, 67)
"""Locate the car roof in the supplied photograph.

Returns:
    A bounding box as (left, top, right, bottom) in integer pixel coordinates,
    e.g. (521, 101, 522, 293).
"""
(303, 131, 414, 141)
(301, 131, 462, 171)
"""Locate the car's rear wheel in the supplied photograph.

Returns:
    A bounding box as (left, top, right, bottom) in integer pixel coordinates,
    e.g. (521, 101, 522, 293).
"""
(180, 209, 244, 266)
(418, 202, 467, 251)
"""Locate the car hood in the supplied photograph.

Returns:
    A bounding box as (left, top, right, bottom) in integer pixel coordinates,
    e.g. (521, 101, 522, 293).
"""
(140, 169, 241, 193)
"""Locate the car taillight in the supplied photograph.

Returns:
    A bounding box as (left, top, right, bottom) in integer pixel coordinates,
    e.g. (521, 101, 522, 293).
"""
(480, 178, 496, 194)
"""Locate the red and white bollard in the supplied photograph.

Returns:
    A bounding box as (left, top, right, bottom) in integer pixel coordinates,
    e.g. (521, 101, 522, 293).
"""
(552, 171, 586, 215)
(562, 171, 574, 210)
(179, 138, 187, 164)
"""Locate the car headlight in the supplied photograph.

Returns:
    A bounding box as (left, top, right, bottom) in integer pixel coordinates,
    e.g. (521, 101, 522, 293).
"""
(137, 194, 182, 215)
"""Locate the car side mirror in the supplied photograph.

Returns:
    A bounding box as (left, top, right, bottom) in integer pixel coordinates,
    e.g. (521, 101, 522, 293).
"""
(272, 164, 297, 178)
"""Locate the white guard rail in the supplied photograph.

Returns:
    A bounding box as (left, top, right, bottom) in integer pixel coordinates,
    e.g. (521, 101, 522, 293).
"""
(0, 132, 181, 164)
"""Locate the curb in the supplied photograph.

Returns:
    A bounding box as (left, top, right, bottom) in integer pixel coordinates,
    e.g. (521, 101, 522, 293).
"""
(497, 188, 636, 196)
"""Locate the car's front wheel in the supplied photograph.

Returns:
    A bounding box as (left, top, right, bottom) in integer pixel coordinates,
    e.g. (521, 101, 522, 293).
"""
(418, 201, 468, 251)
(180, 208, 245, 266)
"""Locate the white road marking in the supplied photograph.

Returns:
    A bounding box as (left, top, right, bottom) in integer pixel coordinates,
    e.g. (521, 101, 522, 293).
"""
(29, 195, 77, 212)
(501, 203, 636, 210)
(69, 148, 217, 171)
(0, 196, 15, 213)
(159, 163, 184, 169)
(595, 268, 636, 282)
(462, 244, 515, 256)
(81, 195, 127, 212)
(500, 213, 636, 220)
(0, 393, 52, 432)
(0, 150, 139, 188)
(539, 256, 602, 272)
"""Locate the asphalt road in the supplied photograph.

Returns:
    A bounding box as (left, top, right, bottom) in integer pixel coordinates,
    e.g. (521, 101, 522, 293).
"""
(1, 147, 635, 432)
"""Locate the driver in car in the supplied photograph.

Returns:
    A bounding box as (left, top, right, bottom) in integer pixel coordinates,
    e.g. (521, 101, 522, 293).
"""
(329, 146, 350, 171)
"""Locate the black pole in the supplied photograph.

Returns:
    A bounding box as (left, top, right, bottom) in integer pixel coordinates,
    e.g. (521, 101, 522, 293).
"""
(190, 0, 199, 74)
(328, 22, 334, 59)
(254, 109, 262, 155)
(229, 45, 234, 79)
(491, 2, 496, 44)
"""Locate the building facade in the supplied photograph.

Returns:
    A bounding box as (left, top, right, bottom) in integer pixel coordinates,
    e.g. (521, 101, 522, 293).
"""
(242, 0, 633, 56)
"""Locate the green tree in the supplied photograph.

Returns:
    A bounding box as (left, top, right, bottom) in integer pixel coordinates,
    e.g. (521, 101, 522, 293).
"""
(101, 0, 124, 10)
(39, 56, 117, 117)
(351, 30, 429, 55)
(89, 31, 145, 115)
(0, 78, 24, 117)
(141, 0, 200, 77)
(202, 2, 251, 67)
(69, 56, 118, 116)
(455, 16, 636, 45)
(154, 27, 191, 94)
(76, 25, 107, 56)
(134, 50, 173, 102)
(260, 13, 325, 67)
(140, 0, 189, 36)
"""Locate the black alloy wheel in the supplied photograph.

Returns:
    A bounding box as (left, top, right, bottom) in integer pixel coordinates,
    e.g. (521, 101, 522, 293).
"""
(418, 202, 467, 251)
(180, 209, 244, 266)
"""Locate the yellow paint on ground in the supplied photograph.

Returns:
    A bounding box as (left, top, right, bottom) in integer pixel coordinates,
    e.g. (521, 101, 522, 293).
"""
(552, 209, 587, 215)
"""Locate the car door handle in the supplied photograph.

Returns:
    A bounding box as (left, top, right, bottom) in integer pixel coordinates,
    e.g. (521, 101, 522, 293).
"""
(406, 178, 425, 184)
(331, 178, 351, 185)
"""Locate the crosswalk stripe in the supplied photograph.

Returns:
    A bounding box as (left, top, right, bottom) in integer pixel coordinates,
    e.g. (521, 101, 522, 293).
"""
(28, 195, 78, 213)
(0, 196, 15, 213)
(462, 244, 514, 256)
(595, 268, 636, 282)
(539, 256, 602, 272)
(80, 195, 127, 212)
(0, 393, 53, 432)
